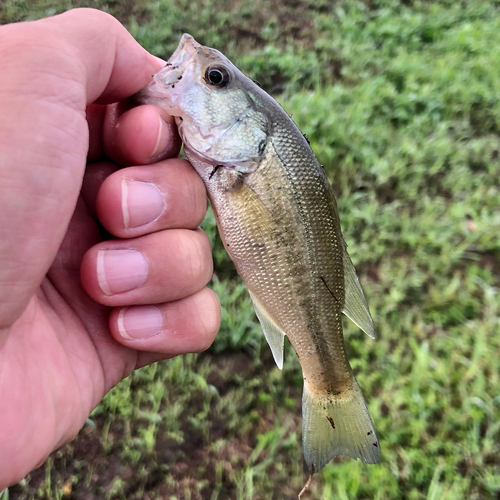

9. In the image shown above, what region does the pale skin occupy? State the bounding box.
[0,9,221,489]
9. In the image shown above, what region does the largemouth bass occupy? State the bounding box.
[139,34,380,472]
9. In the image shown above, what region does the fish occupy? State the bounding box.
[138,34,380,473]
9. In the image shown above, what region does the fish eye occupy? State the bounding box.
[205,65,231,87]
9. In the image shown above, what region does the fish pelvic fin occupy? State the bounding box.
[342,247,375,339]
[248,291,285,370]
[302,378,380,472]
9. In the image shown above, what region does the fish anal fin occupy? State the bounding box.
[342,248,375,339]
[248,291,285,369]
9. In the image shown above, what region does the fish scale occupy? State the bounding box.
[268,122,348,385]
[138,33,381,476]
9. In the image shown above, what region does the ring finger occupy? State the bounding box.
[80,227,213,307]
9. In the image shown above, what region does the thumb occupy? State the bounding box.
[0,9,161,328]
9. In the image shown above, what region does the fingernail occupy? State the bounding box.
[150,114,170,158]
[117,305,164,339]
[122,179,164,229]
[97,249,148,295]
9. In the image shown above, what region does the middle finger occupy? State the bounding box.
[96,158,207,238]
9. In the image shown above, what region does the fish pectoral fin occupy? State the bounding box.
[343,248,375,339]
[248,291,285,370]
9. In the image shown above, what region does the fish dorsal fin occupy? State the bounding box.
[342,248,375,339]
[248,290,285,369]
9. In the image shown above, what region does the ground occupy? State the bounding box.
[2,0,500,499]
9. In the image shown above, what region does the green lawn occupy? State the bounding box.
[2,0,500,499]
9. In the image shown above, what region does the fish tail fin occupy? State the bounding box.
[302,378,380,472]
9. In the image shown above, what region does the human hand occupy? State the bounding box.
[0,8,220,489]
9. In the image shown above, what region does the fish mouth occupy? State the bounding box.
[156,34,200,86]
[135,34,200,108]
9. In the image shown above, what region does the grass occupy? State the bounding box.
[2,0,500,498]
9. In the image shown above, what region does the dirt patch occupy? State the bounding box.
[8,420,134,499]
[478,251,500,282]
[8,349,303,500]
[205,351,255,396]
[228,0,317,51]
